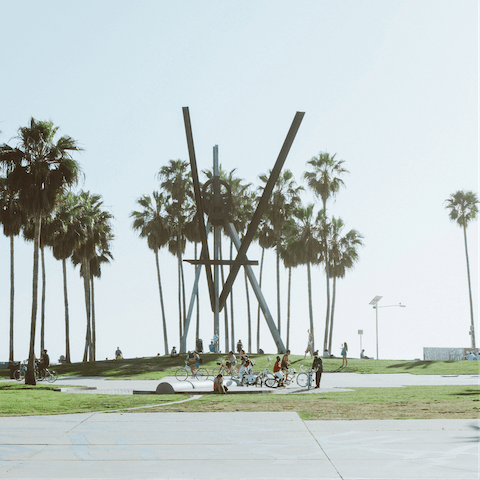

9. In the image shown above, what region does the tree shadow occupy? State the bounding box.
[386,360,455,370]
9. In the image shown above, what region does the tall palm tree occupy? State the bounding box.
[131,192,170,354]
[0,119,81,384]
[50,192,82,363]
[293,204,322,354]
[327,217,363,354]
[259,169,303,336]
[158,160,194,343]
[445,190,479,354]
[303,152,348,354]
[0,176,27,362]
[71,191,113,362]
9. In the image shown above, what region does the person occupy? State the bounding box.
[209,340,215,353]
[236,339,243,354]
[360,349,369,359]
[225,351,237,374]
[341,342,348,367]
[115,347,123,360]
[170,347,179,358]
[37,349,50,376]
[281,350,291,380]
[273,355,285,386]
[312,351,323,388]
[186,351,200,375]
[213,334,219,353]
[196,338,203,353]
[304,330,314,358]
[213,374,227,394]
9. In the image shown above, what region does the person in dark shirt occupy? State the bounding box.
[312,351,323,389]
[38,349,50,376]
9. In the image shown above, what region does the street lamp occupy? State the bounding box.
[369,296,406,360]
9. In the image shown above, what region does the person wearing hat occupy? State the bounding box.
[37,349,50,377]
[312,350,323,389]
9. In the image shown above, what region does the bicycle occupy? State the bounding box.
[212,360,237,379]
[14,361,58,383]
[175,361,209,381]
[296,365,318,389]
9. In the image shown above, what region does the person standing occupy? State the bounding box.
[312,351,323,388]
[304,330,314,358]
[341,342,348,367]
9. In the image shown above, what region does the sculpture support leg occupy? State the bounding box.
[225,222,286,353]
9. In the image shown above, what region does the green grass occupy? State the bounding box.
[2,354,476,380]
[0,382,188,416]
[1,380,477,420]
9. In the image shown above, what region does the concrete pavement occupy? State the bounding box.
[0,413,477,479]
[1,374,478,478]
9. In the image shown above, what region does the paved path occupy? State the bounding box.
[47,372,479,395]
[0,413,477,479]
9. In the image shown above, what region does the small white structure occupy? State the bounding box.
[423,347,475,361]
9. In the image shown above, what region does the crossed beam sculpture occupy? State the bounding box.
[181,107,304,353]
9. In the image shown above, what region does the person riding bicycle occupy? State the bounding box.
[225,351,237,374]
[187,351,200,375]
[281,350,291,381]
[37,349,50,377]
[273,355,285,387]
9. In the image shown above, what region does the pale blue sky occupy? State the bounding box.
[0,1,478,362]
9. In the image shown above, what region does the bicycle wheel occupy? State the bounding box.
[46,370,58,383]
[195,368,209,381]
[14,369,22,381]
[175,368,188,381]
[36,369,45,382]
[296,373,308,387]
[265,377,277,388]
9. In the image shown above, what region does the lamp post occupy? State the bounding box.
[369,296,406,359]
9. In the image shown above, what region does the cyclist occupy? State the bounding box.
[37,349,50,377]
[225,351,237,374]
[281,350,291,381]
[187,351,200,375]
[273,355,285,387]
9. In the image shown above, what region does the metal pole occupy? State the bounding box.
[375,306,379,360]
[213,146,220,352]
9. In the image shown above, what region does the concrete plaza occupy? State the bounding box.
[0,373,478,479]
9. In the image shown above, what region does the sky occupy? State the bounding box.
[0,0,478,364]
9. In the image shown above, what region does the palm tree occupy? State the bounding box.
[0,176,27,362]
[131,192,170,354]
[445,190,479,354]
[293,204,322,354]
[0,119,81,384]
[158,160,194,342]
[50,192,82,363]
[279,217,301,351]
[303,152,348,354]
[259,169,303,337]
[71,191,113,362]
[327,217,363,354]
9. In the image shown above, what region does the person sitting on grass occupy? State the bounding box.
[115,347,123,360]
[273,355,285,387]
[170,346,179,358]
[360,349,370,359]
[213,374,227,394]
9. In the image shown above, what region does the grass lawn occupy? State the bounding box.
[1,382,477,420]
[2,354,476,380]
[1,356,477,419]
[0,382,189,416]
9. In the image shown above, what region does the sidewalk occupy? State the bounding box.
[0,413,477,479]
[50,372,479,395]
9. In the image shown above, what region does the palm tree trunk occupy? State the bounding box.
[230,241,235,353]
[26,214,41,385]
[82,259,92,362]
[40,244,46,353]
[154,248,168,355]
[464,225,477,354]
[62,258,71,363]
[307,261,315,354]
[276,243,281,335]
[9,235,14,363]
[177,251,183,341]
[328,276,337,355]
[286,266,291,351]
[256,248,265,353]
[91,274,96,361]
